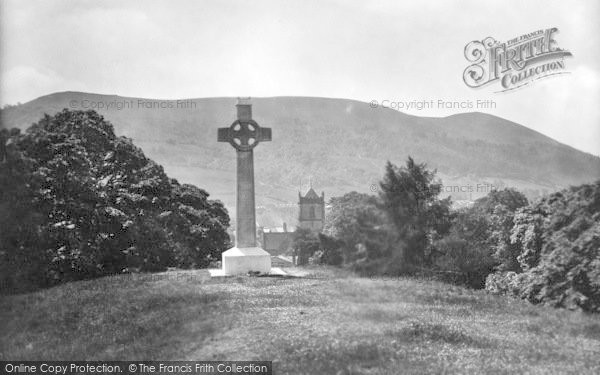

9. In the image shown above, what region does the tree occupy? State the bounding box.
[0,128,48,291]
[477,188,529,272]
[315,233,344,266]
[476,188,529,213]
[324,192,396,271]
[378,158,451,267]
[165,183,231,268]
[486,182,600,312]
[434,207,495,288]
[292,228,320,265]
[432,188,528,288]
[1,109,231,293]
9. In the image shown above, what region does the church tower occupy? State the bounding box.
[298,185,325,232]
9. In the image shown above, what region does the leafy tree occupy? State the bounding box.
[477,188,529,272]
[378,158,451,267]
[434,207,495,288]
[325,192,382,255]
[165,183,231,268]
[486,182,600,312]
[476,188,529,213]
[433,188,528,288]
[324,191,397,271]
[0,109,230,293]
[0,128,49,291]
[315,233,344,266]
[292,227,320,265]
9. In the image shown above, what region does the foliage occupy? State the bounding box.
[486,182,600,312]
[378,158,451,267]
[474,188,530,273]
[314,233,344,266]
[324,191,403,274]
[475,188,530,213]
[432,188,528,288]
[292,227,320,265]
[321,159,537,290]
[434,208,495,288]
[322,158,452,276]
[0,109,230,293]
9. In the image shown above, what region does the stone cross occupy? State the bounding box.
[218,99,271,248]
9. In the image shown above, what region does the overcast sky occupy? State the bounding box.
[1,0,599,155]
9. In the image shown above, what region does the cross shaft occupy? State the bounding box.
[218,102,271,248]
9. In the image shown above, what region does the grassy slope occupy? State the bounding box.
[1,267,599,374]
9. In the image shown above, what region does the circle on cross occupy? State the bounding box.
[228,119,261,151]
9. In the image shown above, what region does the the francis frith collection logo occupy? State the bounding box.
[463,27,572,92]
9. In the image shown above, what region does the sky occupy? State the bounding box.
[1,0,599,155]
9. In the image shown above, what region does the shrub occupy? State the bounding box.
[435,235,496,289]
[432,188,529,289]
[486,182,600,312]
[315,234,344,266]
[292,228,320,265]
[0,110,230,293]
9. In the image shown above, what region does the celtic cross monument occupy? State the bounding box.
[217,98,272,275]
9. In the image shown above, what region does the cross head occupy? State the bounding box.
[218,102,271,151]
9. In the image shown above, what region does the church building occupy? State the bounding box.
[297,187,325,231]
[262,185,326,255]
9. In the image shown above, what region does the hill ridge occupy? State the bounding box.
[2,92,599,227]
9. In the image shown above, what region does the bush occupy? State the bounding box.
[431,188,529,289]
[292,228,320,265]
[315,233,344,266]
[485,272,521,296]
[0,110,230,293]
[485,182,600,312]
[432,204,494,288]
[324,155,452,275]
[435,235,496,289]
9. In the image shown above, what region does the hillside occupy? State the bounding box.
[2,92,599,227]
[1,266,599,373]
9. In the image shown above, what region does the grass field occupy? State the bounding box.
[1,266,599,374]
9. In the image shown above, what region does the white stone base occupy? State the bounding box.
[208,266,287,278]
[221,247,271,275]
